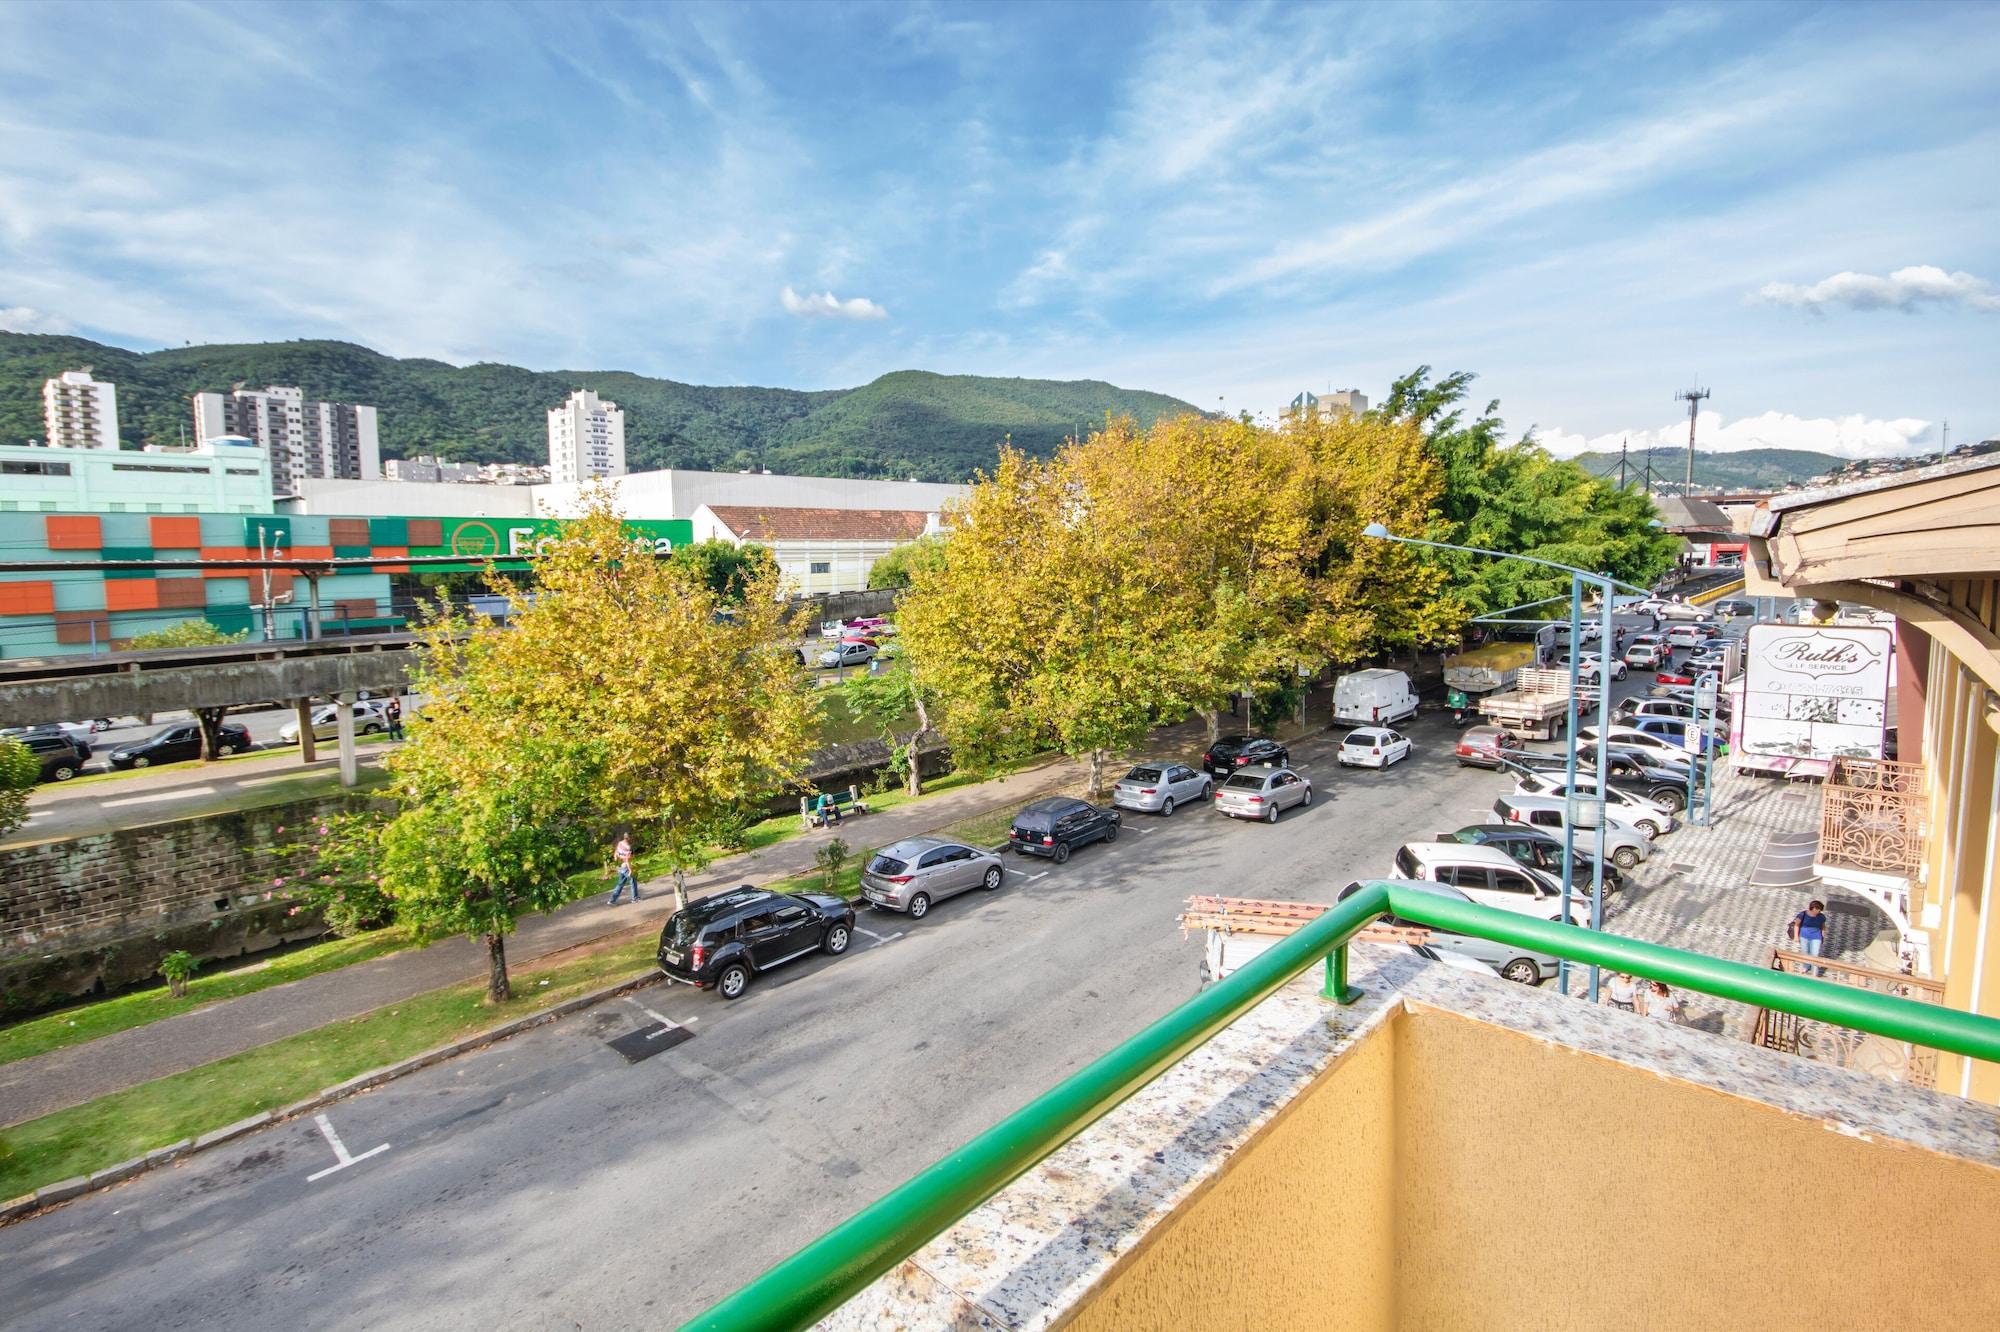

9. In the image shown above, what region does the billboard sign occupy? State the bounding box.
[1740,624,1892,761]
[408,517,694,572]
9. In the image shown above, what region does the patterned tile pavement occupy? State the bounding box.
[1558,767,1900,1039]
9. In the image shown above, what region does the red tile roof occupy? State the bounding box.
[704,506,933,541]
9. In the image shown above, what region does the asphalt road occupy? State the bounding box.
[0,705,1576,1332]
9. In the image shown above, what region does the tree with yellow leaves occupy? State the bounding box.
[371,495,817,1001]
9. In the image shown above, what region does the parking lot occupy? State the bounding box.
[4,698,1618,1330]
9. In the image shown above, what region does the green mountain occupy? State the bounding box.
[1567,445,1844,491]
[0,334,1203,482]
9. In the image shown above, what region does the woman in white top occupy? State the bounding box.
[1604,972,1641,1012]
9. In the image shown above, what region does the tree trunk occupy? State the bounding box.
[194,707,228,761]
[1201,708,1220,747]
[672,867,689,914]
[1087,749,1104,795]
[906,693,931,796]
[483,932,511,1003]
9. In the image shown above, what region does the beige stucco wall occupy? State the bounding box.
[1056,1016,1398,1332]
[1063,1005,2000,1329]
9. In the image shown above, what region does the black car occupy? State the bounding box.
[107,721,254,769]
[1201,734,1290,776]
[655,886,855,1000]
[1495,749,1571,776]
[3,726,91,782]
[1008,796,1120,863]
[1436,825,1623,891]
[1576,744,1697,797]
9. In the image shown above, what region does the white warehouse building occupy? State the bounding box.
[692,504,940,595]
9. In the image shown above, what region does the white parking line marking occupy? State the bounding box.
[623,996,698,1037]
[852,925,904,948]
[307,1113,390,1182]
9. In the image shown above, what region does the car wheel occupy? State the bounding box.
[133,756,151,768]
[1053,842,1071,864]
[982,866,1003,891]
[1654,789,1686,813]
[1265,802,1280,824]
[1202,781,1213,799]
[1103,823,1118,843]
[1161,797,1175,818]
[717,963,749,1000]
[822,923,851,955]
[908,892,931,919]
[1635,819,1661,839]
[1502,958,1541,985]
[1301,784,1313,807]
[1613,846,1640,870]
[362,723,383,734]
[52,765,77,781]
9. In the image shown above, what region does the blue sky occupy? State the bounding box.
[2,0,1996,457]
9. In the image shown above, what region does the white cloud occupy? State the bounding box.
[1535,410,1935,461]
[0,305,74,333]
[1753,265,2000,313]
[780,286,888,321]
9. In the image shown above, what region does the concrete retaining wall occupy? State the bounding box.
[0,797,348,1012]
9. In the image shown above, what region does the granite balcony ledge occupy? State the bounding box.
[819,945,2000,1331]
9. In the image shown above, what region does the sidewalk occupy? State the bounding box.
[0,751,1103,1127]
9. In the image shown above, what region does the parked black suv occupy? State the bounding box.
[656,886,855,1000]
[1435,824,1624,891]
[3,726,90,782]
[1008,796,1120,863]
[107,721,253,769]
[1201,734,1290,776]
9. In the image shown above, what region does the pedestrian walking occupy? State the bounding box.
[607,831,640,905]
[1643,980,1687,1024]
[1603,972,1641,1012]
[386,696,404,741]
[1788,899,1829,974]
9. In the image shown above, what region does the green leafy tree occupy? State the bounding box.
[668,538,778,604]
[866,534,948,589]
[127,619,249,650]
[840,662,936,795]
[0,735,36,837]
[1377,367,1677,616]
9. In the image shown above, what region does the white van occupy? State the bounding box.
[1333,669,1419,727]
[1389,842,1592,923]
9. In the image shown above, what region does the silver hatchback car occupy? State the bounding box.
[859,836,1004,919]
[1111,761,1213,815]
[1213,766,1313,823]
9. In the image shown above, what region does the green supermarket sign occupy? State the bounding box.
[410,517,694,570]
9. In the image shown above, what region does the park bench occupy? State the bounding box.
[801,784,870,829]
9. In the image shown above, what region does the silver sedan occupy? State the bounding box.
[859,836,1005,920]
[1111,761,1213,815]
[1213,766,1313,823]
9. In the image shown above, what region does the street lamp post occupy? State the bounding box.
[1361,524,1649,1001]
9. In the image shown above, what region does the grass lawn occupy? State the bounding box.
[0,934,658,1202]
[0,927,417,1070]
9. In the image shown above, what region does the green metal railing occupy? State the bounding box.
[681,881,2000,1331]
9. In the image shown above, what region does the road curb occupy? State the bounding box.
[0,967,662,1229]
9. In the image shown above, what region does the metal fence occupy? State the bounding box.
[1819,756,1927,877]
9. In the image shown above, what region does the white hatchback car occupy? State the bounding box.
[1339,726,1412,769]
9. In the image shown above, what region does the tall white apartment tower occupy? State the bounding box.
[41,369,121,449]
[547,388,626,484]
[193,385,381,495]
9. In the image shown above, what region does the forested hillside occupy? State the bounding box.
[0,334,1201,482]
[1567,445,1844,490]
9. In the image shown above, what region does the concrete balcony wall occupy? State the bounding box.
[829,950,2000,1330]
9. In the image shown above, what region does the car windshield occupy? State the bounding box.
[1123,766,1163,783]
[1222,774,1266,791]
[867,854,908,875]
[664,913,700,946]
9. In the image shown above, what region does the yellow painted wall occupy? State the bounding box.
[1063,1005,2000,1329]
[1056,1019,1399,1332]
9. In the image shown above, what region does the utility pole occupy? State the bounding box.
[1618,438,1629,489]
[1675,385,1710,496]
[1941,419,1949,453]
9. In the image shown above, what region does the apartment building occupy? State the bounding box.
[192,385,381,494]
[40,369,121,450]
[546,388,625,484]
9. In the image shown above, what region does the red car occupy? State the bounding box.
[1654,667,1695,686]
[1454,724,1520,769]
